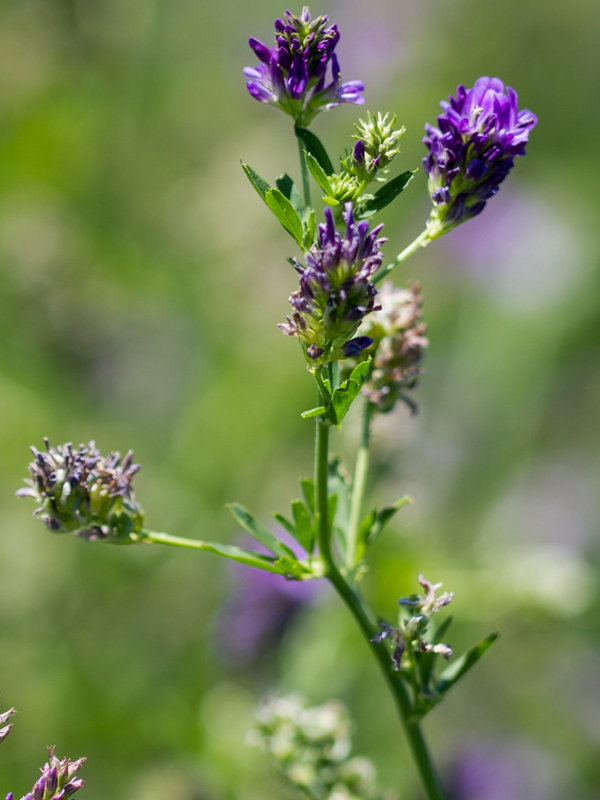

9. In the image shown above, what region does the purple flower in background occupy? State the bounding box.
[216,540,320,665]
[279,203,386,368]
[423,77,537,238]
[447,741,570,800]
[244,8,364,126]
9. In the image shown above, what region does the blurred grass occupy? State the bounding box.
[0,0,599,798]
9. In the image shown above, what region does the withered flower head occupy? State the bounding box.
[17,439,144,544]
[359,281,428,413]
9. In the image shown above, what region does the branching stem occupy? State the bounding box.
[312,380,444,800]
[373,229,431,285]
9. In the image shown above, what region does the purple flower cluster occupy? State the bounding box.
[423,77,537,237]
[5,747,85,800]
[244,8,364,126]
[279,203,385,368]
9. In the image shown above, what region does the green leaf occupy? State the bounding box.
[275,173,305,218]
[196,541,285,574]
[433,615,454,644]
[227,502,297,560]
[369,496,412,543]
[295,126,334,174]
[349,359,371,386]
[264,188,305,245]
[303,208,316,250]
[329,358,372,426]
[241,162,272,200]
[305,152,334,196]
[328,458,351,533]
[300,478,315,514]
[273,512,298,540]
[437,632,499,695]
[359,171,416,218]
[301,406,327,419]
[291,500,315,552]
[355,508,377,562]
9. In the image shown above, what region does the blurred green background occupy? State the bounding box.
[0,0,599,798]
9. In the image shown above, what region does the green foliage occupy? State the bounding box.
[294,126,335,175]
[358,171,416,218]
[241,163,315,249]
[437,632,499,694]
[227,502,297,560]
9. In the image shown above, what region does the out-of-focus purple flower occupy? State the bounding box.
[423,77,537,238]
[447,741,570,800]
[215,537,321,665]
[279,203,385,368]
[244,8,364,126]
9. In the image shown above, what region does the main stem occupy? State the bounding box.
[373,229,431,285]
[296,132,312,208]
[345,401,373,571]
[314,404,444,800]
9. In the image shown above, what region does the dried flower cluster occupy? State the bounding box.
[359,281,428,413]
[16,439,144,543]
[372,575,454,670]
[248,695,388,800]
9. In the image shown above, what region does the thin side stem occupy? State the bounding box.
[141,530,213,551]
[372,229,431,285]
[345,401,373,571]
[297,133,312,208]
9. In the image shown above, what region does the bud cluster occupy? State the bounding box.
[16,439,144,543]
[372,575,454,671]
[244,8,364,126]
[325,114,406,215]
[248,695,387,800]
[423,77,537,237]
[358,281,428,414]
[279,204,385,368]
[5,747,86,800]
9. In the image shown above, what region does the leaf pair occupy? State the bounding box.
[301,360,371,426]
[242,163,314,251]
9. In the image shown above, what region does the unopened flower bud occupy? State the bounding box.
[352,112,405,174]
[17,440,144,544]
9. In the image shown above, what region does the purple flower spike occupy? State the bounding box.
[423,77,537,238]
[243,9,364,126]
[279,204,386,368]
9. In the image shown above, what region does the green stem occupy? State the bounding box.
[372,229,431,285]
[296,132,312,208]
[312,389,444,800]
[141,530,214,551]
[345,401,373,572]
[315,416,332,569]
